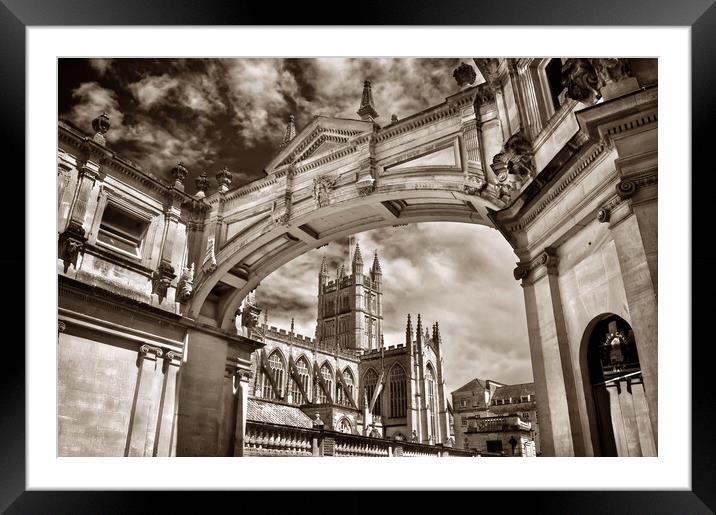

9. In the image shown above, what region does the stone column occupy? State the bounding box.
[125,344,164,457]
[516,248,585,456]
[153,352,180,457]
[233,369,251,457]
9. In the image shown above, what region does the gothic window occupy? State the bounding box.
[316,363,333,404]
[341,294,350,312]
[389,364,407,418]
[426,365,437,438]
[363,368,382,417]
[325,321,335,338]
[337,418,352,434]
[96,203,149,258]
[342,368,355,406]
[262,350,286,400]
[289,357,310,405]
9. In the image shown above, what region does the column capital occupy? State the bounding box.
[140,344,164,359]
[514,247,559,284]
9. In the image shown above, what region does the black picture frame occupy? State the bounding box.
[4,0,712,512]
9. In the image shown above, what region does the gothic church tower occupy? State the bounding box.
[316,239,383,350]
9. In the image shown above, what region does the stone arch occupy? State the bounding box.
[336,416,352,434]
[579,312,655,457]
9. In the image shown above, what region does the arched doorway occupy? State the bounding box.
[583,314,656,457]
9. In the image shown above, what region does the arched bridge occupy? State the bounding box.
[188,86,511,330]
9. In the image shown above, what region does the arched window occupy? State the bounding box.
[363,368,382,416]
[262,351,285,400]
[316,363,333,404]
[337,418,352,434]
[339,368,355,407]
[289,357,310,405]
[389,364,407,418]
[426,365,437,439]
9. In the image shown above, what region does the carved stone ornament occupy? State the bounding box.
[216,166,232,193]
[561,58,601,104]
[473,58,501,89]
[195,172,210,198]
[453,62,477,87]
[58,220,88,273]
[151,261,176,303]
[140,344,164,358]
[202,236,217,274]
[58,320,67,333]
[91,111,111,145]
[463,175,487,196]
[176,262,195,303]
[615,179,637,199]
[513,248,558,282]
[491,132,535,186]
[313,175,337,208]
[474,82,496,107]
[171,161,188,187]
[591,58,632,88]
[356,176,375,197]
[597,208,611,223]
[270,194,292,226]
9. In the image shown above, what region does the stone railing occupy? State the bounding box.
[244,421,476,457]
[467,415,531,433]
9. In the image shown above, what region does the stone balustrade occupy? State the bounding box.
[245,421,476,457]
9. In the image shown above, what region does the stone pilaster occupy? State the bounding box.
[125,344,165,457]
[515,248,585,456]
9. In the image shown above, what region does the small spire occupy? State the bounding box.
[433,322,441,345]
[357,80,379,121]
[290,317,295,335]
[352,242,363,274]
[405,314,413,345]
[280,114,297,148]
[371,250,382,275]
[319,255,328,276]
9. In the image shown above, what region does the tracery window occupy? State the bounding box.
[289,357,310,404]
[337,368,355,407]
[427,365,437,438]
[262,350,286,400]
[316,363,333,404]
[363,368,382,417]
[389,364,407,418]
[337,418,352,434]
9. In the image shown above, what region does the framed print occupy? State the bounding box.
[4,0,713,512]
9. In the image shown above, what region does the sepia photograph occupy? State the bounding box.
[56,56,658,459]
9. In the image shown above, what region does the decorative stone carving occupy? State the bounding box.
[474,82,496,108]
[58,220,88,273]
[195,172,210,198]
[473,58,500,89]
[176,262,194,303]
[453,62,477,87]
[597,208,611,223]
[171,162,188,189]
[238,290,263,340]
[513,248,558,282]
[463,174,487,196]
[491,131,535,186]
[162,351,176,373]
[91,112,111,145]
[391,114,399,124]
[271,192,292,226]
[140,344,164,358]
[216,166,232,194]
[356,179,375,197]
[202,236,217,274]
[561,58,601,104]
[615,179,637,199]
[591,58,632,88]
[151,261,176,303]
[58,320,66,333]
[313,175,337,208]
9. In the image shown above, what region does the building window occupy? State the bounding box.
[364,368,382,417]
[337,418,352,434]
[520,395,529,403]
[522,412,530,420]
[427,365,437,439]
[370,294,377,312]
[337,368,355,407]
[341,294,350,312]
[316,363,333,404]
[389,364,407,418]
[545,58,564,112]
[461,416,467,427]
[96,203,149,258]
[486,440,503,453]
[460,399,467,408]
[262,351,285,400]
[289,357,310,405]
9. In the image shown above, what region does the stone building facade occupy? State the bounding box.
[57,57,658,457]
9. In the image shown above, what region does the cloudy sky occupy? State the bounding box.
[58,58,531,392]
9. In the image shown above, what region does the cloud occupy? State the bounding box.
[65,82,125,143]
[89,58,114,76]
[128,74,180,108]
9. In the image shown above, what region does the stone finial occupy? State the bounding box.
[216,166,232,194]
[319,255,328,277]
[171,162,188,190]
[91,111,111,145]
[405,314,413,345]
[280,114,297,148]
[453,62,477,88]
[195,171,210,198]
[352,242,363,269]
[391,114,399,124]
[357,80,379,121]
